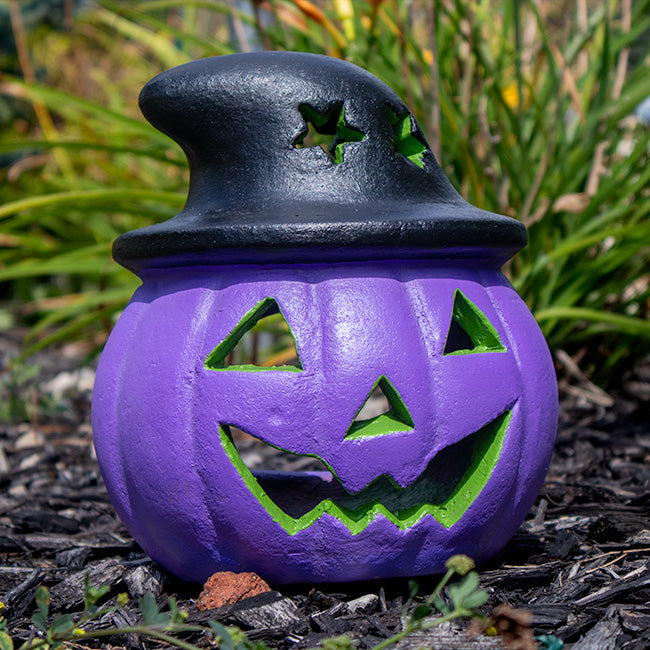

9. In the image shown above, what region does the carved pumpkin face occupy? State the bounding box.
[92,52,558,584]
[92,261,557,583]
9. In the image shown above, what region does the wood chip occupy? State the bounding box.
[574,565,650,607]
[572,607,624,650]
[1,336,649,646]
[231,593,306,631]
[49,558,126,609]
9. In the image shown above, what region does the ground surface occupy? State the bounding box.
[0,330,649,649]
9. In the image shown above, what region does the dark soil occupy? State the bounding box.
[1,330,649,649]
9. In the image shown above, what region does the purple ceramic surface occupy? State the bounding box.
[92,260,557,583]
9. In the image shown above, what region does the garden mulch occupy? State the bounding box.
[0,329,649,649]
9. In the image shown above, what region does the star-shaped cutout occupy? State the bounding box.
[387,107,428,168]
[294,103,365,164]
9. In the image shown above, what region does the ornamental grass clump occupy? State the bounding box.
[0,0,648,385]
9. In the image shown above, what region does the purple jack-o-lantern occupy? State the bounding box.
[92,52,558,584]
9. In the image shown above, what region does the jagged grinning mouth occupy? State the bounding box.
[218,409,511,535]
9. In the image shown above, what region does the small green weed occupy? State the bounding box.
[0,556,493,650]
[2,574,250,650]
[0,362,40,423]
[373,555,489,650]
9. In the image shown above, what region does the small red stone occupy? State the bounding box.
[197,571,271,610]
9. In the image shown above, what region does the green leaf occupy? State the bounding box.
[50,615,75,637]
[460,589,489,610]
[30,612,47,633]
[139,593,160,625]
[0,631,13,650]
[433,596,449,615]
[34,586,49,620]
[407,580,420,601]
[84,579,110,610]
[139,593,169,626]
[411,603,433,621]
[16,306,116,362]
[448,572,481,611]
[0,0,647,389]
[168,597,188,624]
[208,621,235,650]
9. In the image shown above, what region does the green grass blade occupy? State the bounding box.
[0,139,185,164]
[535,307,650,338]
[0,80,164,141]
[0,189,185,221]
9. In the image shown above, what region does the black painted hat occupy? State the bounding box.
[113,52,525,271]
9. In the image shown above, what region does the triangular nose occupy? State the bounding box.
[345,376,414,440]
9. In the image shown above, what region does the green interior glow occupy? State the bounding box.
[294,103,365,164]
[204,297,303,372]
[345,376,414,440]
[444,290,507,355]
[387,106,428,168]
[218,409,511,535]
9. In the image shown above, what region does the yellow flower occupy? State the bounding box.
[422,49,434,66]
[72,629,86,637]
[334,0,356,40]
[502,83,520,108]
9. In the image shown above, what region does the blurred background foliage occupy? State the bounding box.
[0,0,648,386]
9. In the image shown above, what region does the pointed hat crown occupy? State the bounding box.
[113,52,525,271]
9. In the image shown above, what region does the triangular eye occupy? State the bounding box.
[205,298,303,372]
[443,290,506,355]
[345,376,414,440]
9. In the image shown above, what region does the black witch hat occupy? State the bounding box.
[113,52,525,272]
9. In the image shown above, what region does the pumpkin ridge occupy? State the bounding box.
[106,297,149,524]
